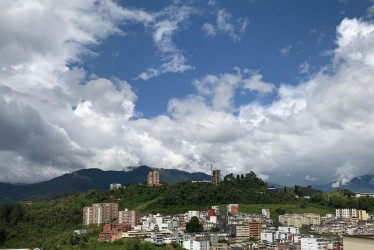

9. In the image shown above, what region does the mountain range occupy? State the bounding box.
[315,175,374,193]
[2,166,374,204]
[0,166,210,203]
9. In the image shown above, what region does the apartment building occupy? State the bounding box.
[249,221,262,239]
[356,210,368,221]
[83,203,119,226]
[119,209,141,228]
[301,237,327,250]
[211,243,228,250]
[183,239,210,250]
[147,171,161,186]
[236,225,250,242]
[279,213,320,228]
[336,208,357,218]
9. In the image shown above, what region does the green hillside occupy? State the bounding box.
[0,173,374,248]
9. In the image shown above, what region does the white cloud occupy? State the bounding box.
[202,9,249,41]
[202,23,216,37]
[2,1,374,189]
[304,175,319,182]
[136,5,196,80]
[280,45,292,56]
[299,60,310,74]
[216,9,248,41]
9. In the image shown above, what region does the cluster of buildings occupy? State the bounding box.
[80,202,374,249]
[310,209,374,236]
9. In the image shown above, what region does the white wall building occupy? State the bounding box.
[336,209,357,218]
[301,237,327,250]
[278,226,300,234]
[261,232,275,242]
[183,239,210,250]
[262,209,270,218]
[187,211,201,221]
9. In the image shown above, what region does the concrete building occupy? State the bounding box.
[343,235,374,250]
[356,210,368,221]
[227,204,239,214]
[236,225,250,242]
[147,171,161,186]
[336,208,357,218]
[211,170,221,185]
[183,239,210,250]
[110,183,122,190]
[279,213,320,228]
[212,243,228,250]
[261,231,275,242]
[301,237,327,250]
[278,226,300,234]
[119,209,141,228]
[83,203,119,226]
[262,208,270,219]
[354,193,374,198]
[98,223,131,242]
[249,221,262,239]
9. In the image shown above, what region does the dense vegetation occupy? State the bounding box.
[0,172,374,248]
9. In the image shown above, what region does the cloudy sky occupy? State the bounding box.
[1,0,374,186]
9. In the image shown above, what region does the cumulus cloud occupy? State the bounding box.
[136,5,196,80]
[2,0,374,189]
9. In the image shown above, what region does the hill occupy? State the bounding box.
[0,166,210,203]
[1,172,374,248]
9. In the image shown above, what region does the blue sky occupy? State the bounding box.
[2,0,374,186]
[84,0,370,118]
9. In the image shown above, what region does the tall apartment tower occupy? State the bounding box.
[211,170,221,185]
[147,171,160,186]
[119,209,141,228]
[83,203,119,226]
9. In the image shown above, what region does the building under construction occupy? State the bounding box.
[211,169,221,185]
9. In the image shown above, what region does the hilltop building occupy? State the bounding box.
[83,203,119,226]
[110,183,122,190]
[211,170,221,185]
[147,171,162,186]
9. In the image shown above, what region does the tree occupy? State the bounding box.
[186,216,203,233]
[223,173,235,183]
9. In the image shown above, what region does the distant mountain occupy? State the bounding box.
[0,166,210,203]
[316,175,374,193]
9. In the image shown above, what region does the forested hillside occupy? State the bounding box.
[0,172,373,248]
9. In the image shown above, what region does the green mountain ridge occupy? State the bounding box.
[0,166,210,203]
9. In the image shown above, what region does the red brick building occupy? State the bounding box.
[98,223,131,242]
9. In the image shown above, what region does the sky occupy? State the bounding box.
[1,0,374,187]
